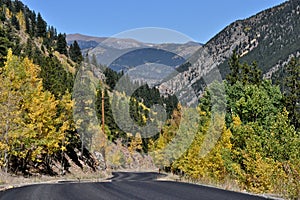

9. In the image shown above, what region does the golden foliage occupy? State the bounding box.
[0,50,75,172]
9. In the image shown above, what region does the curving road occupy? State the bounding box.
[0,172,270,200]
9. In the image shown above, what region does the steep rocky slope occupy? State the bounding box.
[159,0,300,104]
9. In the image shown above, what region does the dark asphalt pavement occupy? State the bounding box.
[0,172,270,200]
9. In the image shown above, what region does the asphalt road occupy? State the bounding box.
[0,172,270,200]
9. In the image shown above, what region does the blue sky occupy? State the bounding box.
[21,0,286,44]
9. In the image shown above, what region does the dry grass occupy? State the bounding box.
[0,169,111,192]
[156,173,285,200]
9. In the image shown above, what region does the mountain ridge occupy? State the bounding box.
[158,0,300,104]
[66,33,202,76]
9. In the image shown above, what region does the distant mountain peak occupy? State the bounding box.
[67,33,108,43]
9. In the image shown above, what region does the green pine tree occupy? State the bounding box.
[283,57,300,130]
[69,40,83,64]
[56,33,68,55]
[36,12,47,37]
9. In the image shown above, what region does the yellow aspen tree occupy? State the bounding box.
[16,11,26,30]
[57,92,75,150]
[0,49,25,171]
[19,57,65,169]
[1,50,72,173]
[0,69,22,170]
[128,132,143,154]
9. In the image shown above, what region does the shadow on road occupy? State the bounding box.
[109,172,167,182]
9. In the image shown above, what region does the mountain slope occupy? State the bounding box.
[159,0,300,103]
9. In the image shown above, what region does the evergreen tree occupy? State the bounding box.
[226,51,262,85]
[36,12,46,37]
[104,67,120,90]
[0,6,6,21]
[56,33,68,55]
[39,56,74,97]
[13,0,24,13]
[226,50,240,85]
[69,40,83,63]
[0,28,12,66]
[26,10,36,37]
[48,26,57,40]
[11,15,20,30]
[283,57,300,130]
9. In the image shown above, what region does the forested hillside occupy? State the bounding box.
[0,0,92,175]
[217,0,300,78]
[151,54,300,199]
